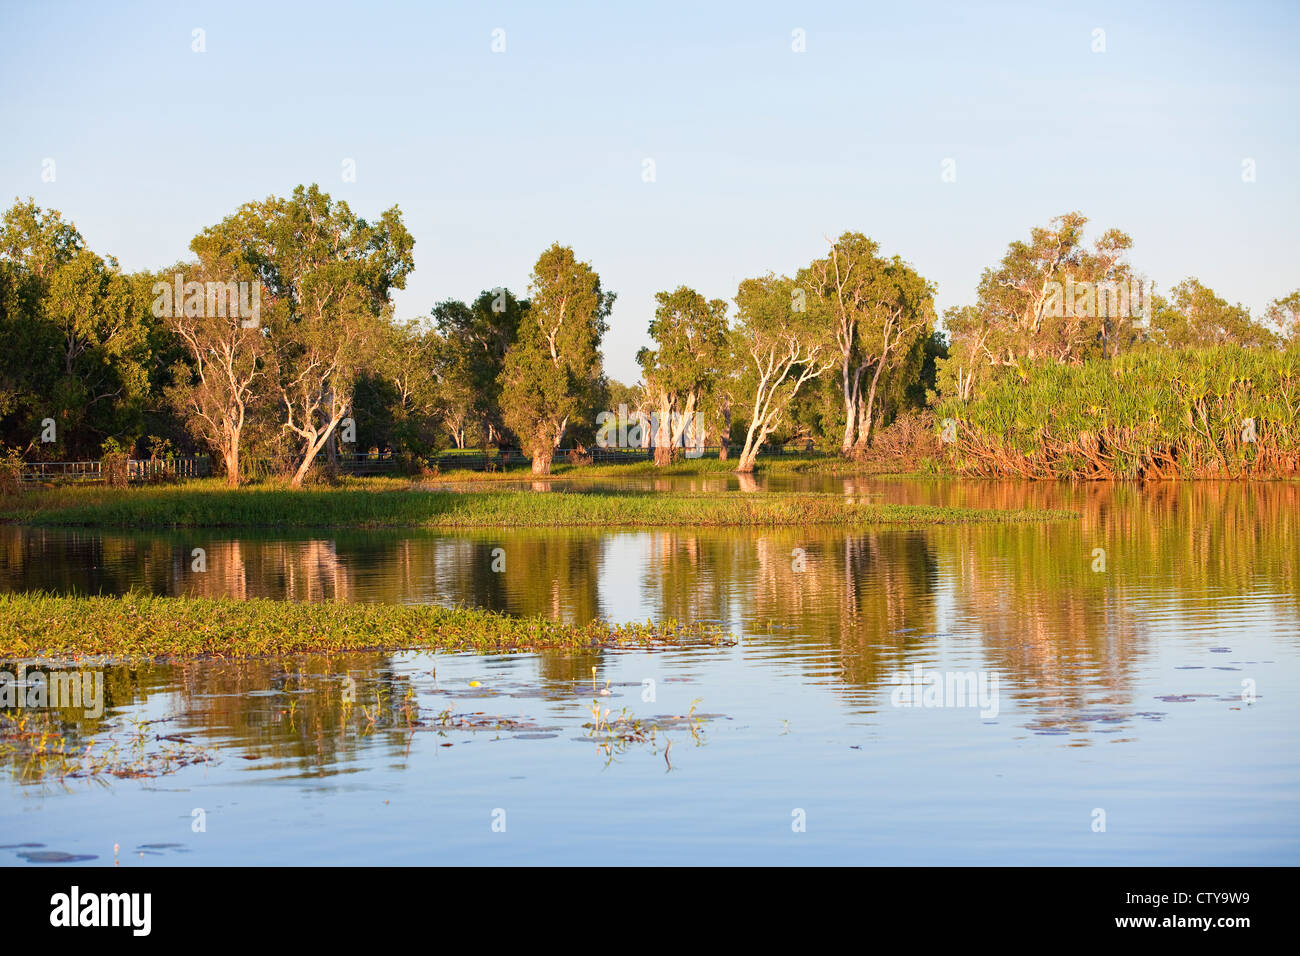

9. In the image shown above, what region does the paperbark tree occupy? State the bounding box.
[802,235,934,451]
[637,286,729,465]
[732,274,837,473]
[971,212,1137,368]
[161,259,267,486]
[254,185,415,487]
[1153,278,1279,349]
[802,232,882,454]
[167,202,283,483]
[853,257,935,449]
[1265,291,1300,343]
[499,244,613,475]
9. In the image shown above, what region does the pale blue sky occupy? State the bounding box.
[2,0,1297,382]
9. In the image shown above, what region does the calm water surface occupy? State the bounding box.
[1,479,1296,864]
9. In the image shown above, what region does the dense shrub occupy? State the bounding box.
[935,345,1300,479]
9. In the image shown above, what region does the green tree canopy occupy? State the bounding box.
[637,285,729,464]
[499,243,613,474]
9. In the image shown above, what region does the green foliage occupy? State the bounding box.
[731,273,839,469]
[3,479,1073,529]
[0,199,153,457]
[1152,278,1279,348]
[0,443,23,495]
[0,592,735,659]
[353,317,443,455]
[499,244,613,472]
[1265,290,1300,342]
[638,286,729,462]
[3,194,1296,481]
[430,287,526,447]
[936,344,1300,478]
[99,437,130,488]
[255,185,415,485]
[800,232,935,451]
[970,211,1138,366]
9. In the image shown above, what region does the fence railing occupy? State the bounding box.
[129,456,210,481]
[20,457,212,484]
[17,443,827,484]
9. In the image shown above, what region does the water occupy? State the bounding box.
[1,480,1296,864]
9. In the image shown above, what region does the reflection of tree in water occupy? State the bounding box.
[939,481,1300,715]
[750,529,939,688]
[0,660,169,738]
[479,531,604,623]
[1,483,1294,729]
[643,531,738,625]
[0,527,175,596]
[0,661,204,784]
[628,482,1299,721]
[435,531,608,689]
[529,648,608,700]
[636,527,939,689]
[174,538,353,602]
[168,653,416,774]
[0,654,421,778]
[941,522,1142,715]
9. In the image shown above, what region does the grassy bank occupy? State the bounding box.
[0,481,1075,529]
[0,592,734,659]
[421,453,918,482]
[936,345,1300,479]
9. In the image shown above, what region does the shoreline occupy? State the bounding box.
[0,482,1077,530]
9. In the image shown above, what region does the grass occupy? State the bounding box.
[422,453,913,482]
[0,480,1075,529]
[0,592,736,659]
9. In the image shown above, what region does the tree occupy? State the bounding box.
[852,256,935,448]
[427,328,478,448]
[598,378,651,451]
[1264,291,1300,343]
[253,185,415,486]
[161,259,268,485]
[732,274,837,473]
[963,212,1138,371]
[637,286,729,465]
[804,236,936,452]
[1152,278,1279,349]
[935,305,987,402]
[0,199,151,457]
[802,232,881,453]
[354,316,442,455]
[430,288,526,448]
[499,244,613,475]
[40,247,150,451]
[698,365,736,458]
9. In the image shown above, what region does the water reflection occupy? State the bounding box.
[2,483,1295,721]
[2,481,1296,864]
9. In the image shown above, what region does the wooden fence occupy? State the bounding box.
[17,443,825,484]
